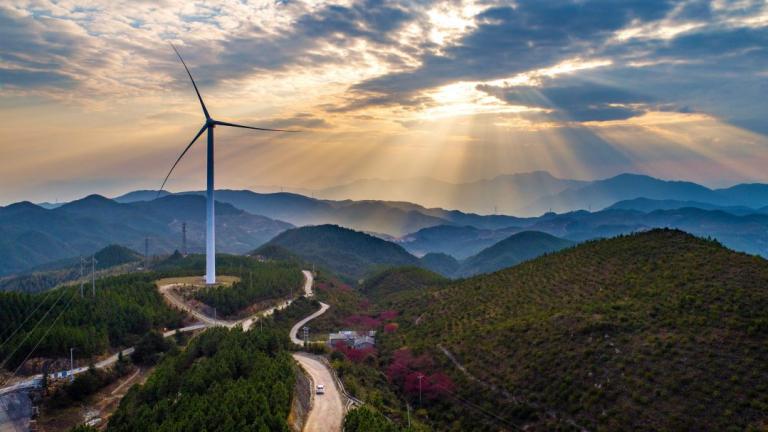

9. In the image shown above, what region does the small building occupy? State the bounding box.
[328,330,376,349]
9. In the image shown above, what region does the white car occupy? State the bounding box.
[316,384,325,395]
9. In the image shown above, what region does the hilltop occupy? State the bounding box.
[375,229,768,431]
[256,224,419,281]
[456,231,574,277]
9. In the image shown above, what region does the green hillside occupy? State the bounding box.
[418,253,459,277]
[93,244,143,269]
[257,224,418,282]
[194,261,304,317]
[0,273,183,370]
[374,229,768,431]
[108,327,294,431]
[457,230,574,277]
[362,266,446,303]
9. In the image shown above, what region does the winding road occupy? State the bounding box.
[1,269,347,432]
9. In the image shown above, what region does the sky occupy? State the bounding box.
[1,0,768,204]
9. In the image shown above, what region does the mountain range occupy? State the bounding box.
[309,172,768,216]
[5,171,768,276]
[254,224,575,280]
[0,194,291,275]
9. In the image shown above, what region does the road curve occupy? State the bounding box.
[290,302,330,346]
[158,270,315,331]
[293,352,345,432]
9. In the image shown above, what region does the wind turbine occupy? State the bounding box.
[160,44,295,285]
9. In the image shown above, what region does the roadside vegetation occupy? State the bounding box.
[193,261,303,317]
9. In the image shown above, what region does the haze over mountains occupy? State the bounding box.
[4,171,768,277]
[310,171,768,216]
[0,194,290,275]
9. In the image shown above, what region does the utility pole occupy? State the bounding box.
[407,403,411,428]
[182,222,187,256]
[69,347,75,382]
[91,256,96,297]
[79,257,84,298]
[417,374,424,407]
[303,326,309,347]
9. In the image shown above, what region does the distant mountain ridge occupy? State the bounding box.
[0,194,292,275]
[256,224,573,281]
[115,188,530,236]
[457,231,575,277]
[313,171,587,215]
[306,172,768,216]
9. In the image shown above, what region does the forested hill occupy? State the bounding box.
[378,229,768,431]
[456,231,574,277]
[0,273,183,370]
[257,224,419,281]
[108,328,294,431]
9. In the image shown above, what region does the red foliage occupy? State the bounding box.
[337,283,354,292]
[358,299,371,310]
[345,315,381,330]
[402,371,455,400]
[379,310,398,320]
[385,348,452,401]
[383,322,399,333]
[333,341,376,363]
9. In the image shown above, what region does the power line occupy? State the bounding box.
[0,259,84,351]
[389,358,522,431]
[2,285,80,386]
[0,284,72,371]
[0,285,60,352]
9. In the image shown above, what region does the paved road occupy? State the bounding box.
[158,270,314,331]
[241,270,315,331]
[290,302,330,345]
[293,353,344,432]
[0,324,207,397]
[0,269,311,396]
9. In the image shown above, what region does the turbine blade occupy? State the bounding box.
[158,125,208,197]
[214,120,298,132]
[170,43,210,120]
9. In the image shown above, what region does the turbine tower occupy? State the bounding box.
[160,44,295,284]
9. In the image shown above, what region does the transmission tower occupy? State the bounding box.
[79,257,84,298]
[182,222,187,256]
[91,256,97,297]
[144,237,149,267]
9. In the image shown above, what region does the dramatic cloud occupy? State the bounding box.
[1,0,768,203]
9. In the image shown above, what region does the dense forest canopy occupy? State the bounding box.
[0,273,183,371]
[194,261,303,317]
[107,327,295,432]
